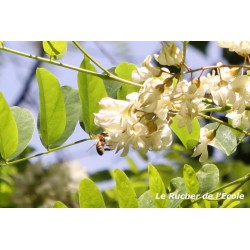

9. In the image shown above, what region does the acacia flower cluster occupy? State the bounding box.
[217,41,250,57]
[95,41,250,162]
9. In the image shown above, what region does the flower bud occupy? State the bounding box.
[205,129,216,141]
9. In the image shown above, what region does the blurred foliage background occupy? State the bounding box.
[1,41,250,208]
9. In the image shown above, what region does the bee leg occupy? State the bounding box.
[104,148,111,151]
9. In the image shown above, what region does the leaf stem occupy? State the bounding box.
[202,107,230,113]
[185,173,250,207]
[179,41,188,81]
[4,138,92,166]
[198,113,250,137]
[0,45,142,88]
[184,64,250,75]
[72,41,111,76]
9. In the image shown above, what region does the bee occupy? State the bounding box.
[94,133,110,156]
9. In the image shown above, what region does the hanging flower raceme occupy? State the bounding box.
[94,78,174,156]
[94,41,250,161]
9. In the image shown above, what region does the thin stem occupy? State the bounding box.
[185,173,250,207]
[179,41,188,81]
[0,45,142,88]
[4,138,92,166]
[72,41,111,76]
[202,107,230,113]
[184,64,250,75]
[198,113,250,137]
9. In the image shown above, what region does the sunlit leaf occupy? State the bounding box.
[126,157,139,174]
[36,68,66,149]
[52,201,68,208]
[42,41,67,59]
[138,190,156,208]
[50,86,80,147]
[0,93,18,160]
[8,107,34,160]
[183,164,199,194]
[116,62,139,100]
[148,163,168,208]
[113,169,138,208]
[79,178,106,208]
[196,164,219,194]
[77,57,107,134]
[170,117,200,149]
[220,189,242,208]
[205,122,237,156]
[168,177,187,208]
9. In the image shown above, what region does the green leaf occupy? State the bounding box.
[0,41,3,48]
[0,93,18,160]
[138,190,156,208]
[113,169,138,208]
[168,177,187,208]
[42,41,67,59]
[226,201,241,208]
[79,178,106,208]
[220,189,242,208]
[77,57,107,134]
[170,117,200,149]
[196,164,219,194]
[103,67,122,98]
[205,122,237,156]
[116,62,139,100]
[50,86,80,147]
[183,164,199,195]
[36,68,66,149]
[148,163,168,208]
[52,201,68,208]
[8,107,34,160]
[126,157,139,174]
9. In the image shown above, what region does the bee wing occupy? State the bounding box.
[87,143,96,152]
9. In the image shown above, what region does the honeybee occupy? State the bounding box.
[94,133,110,156]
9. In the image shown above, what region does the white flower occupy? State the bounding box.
[94,97,132,133]
[205,65,238,107]
[226,110,250,129]
[174,80,206,132]
[132,55,162,82]
[94,80,173,156]
[216,62,239,81]
[148,122,173,150]
[175,102,204,133]
[192,128,216,162]
[217,41,250,56]
[228,75,250,113]
[242,111,250,128]
[154,42,183,67]
[226,111,243,128]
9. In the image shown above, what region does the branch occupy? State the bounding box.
[198,113,250,137]
[72,41,111,76]
[184,64,250,75]
[4,138,92,166]
[185,173,250,207]
[0,44,142,88]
